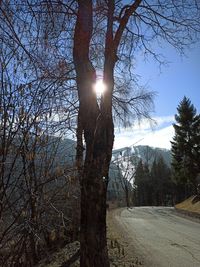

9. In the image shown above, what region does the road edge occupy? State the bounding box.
[107,208,149,266]
[174,207,200,222]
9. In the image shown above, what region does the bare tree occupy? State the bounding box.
[0,3,79,265]
[115,149,138,207]
[73,1,200,266]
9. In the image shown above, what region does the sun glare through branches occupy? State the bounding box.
[94,79,106,96]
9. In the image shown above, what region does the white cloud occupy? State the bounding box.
[137,125,174,149]
[153,115,175,126]
[114,115,175,150]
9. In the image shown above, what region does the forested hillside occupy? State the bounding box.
[112,145,173,206]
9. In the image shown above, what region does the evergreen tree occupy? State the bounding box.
[150,159,159,205]
[134,160,153,206]
[134,156,173,206]
[143,163,153,205]
[134,160,145,206]
[150,156,173,205]
[171,96,200,193]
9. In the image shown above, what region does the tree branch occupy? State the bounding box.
[114,0,142,50]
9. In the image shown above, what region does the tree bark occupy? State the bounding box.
[73,1,113,266]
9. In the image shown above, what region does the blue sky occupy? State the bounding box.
[114,43,200,150]
[136,44,200,117]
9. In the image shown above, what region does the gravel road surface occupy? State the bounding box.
[114,207,200,267]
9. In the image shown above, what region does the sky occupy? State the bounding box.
[114,43,200,150]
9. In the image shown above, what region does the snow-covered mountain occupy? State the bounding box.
[54,138,171,170]
[110,145,171,191]
[43,138,171,202]
[112,145,171,167]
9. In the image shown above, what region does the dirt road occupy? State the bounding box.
[113,207,200,267]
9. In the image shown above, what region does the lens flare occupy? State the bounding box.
[94,80,106,96]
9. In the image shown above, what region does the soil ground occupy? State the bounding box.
[107,208,143,267]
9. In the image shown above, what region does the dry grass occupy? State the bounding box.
[175,196,200,214]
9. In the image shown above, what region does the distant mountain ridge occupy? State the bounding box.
[53,138,171,176]
[58,138,171,164]
[46,138,172,202]
[112,145,171,167]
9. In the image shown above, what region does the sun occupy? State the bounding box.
[94,80,106,96]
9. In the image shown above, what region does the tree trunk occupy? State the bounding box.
[78,104,114,267]
[80,159,110,267]
[78,108,113,267]
[73,1,114,266]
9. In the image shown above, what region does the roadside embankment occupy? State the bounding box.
[175,195,200,220]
